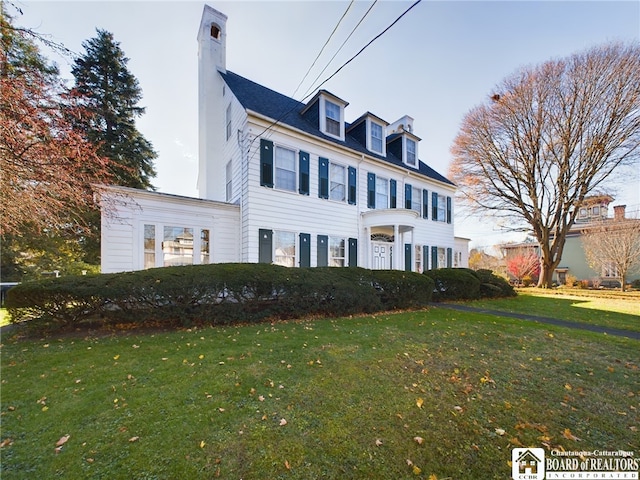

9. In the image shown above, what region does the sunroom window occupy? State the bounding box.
[274,231,296,267]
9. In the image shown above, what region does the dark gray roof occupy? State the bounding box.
[220,70,454,186]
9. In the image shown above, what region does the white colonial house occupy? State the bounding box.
[100,5,469,274]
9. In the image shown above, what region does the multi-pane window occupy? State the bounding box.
[437,247,446,269]
[406,138,416,166]
[275,146,296,192]
[226,103,232,140]
[437,194,446,221]
[325,100,341,136]
[370,122,383,153]
[603,262,619,278]
[411,186,421,214]
[274,231,296,267]
[415,244,423,273]
[329,237,345,267]
[330,163,346,202]
[163,226,194,266]
[200,229,210,264]
[144,224,155,269]
[376,177,388,209]
[226,160,233,201]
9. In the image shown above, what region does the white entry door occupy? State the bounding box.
[372,242,392,269]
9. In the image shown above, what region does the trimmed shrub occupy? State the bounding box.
[474,269,516,298]
[6,263,434,333]
[423,268,481,302]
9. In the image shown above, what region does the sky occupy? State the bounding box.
[11,0,640,249]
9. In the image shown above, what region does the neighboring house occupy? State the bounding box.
[498,195,640,286]
[101,5,468,273]
[558,196,639,286]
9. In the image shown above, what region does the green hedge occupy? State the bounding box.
[6,264,435,332]
[423,268,516,301]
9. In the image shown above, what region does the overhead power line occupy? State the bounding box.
[251,0,423,145]
[291,0,355,99]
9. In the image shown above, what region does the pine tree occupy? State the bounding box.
[72,29,157,190]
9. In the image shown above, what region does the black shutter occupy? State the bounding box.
[446,196,452,224]
[348,238,358,267]
[422,189,429,219]
[299,151,310,195]
[423,245,429,270]
[390,179,397,208]
[447,247,453,268]
[432,192,438,221]
[319,157,329,199]
[367,173,376,209]
[431,246,438,270]
[404,244,412,271]
[405,184,412,210]
[348,166,357,205]
[317,235,328,267]
[299,233,311,267]
[258,229,273,263]
[260,139,273,188]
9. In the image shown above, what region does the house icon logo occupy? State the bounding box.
[512,448,545,480]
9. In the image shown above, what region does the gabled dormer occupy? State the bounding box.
[386,115,421,168]
[301,90,348,141]
[346,112,389,156]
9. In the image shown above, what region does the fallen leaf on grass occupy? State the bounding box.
[562,428,581,442]
[128,436,139,443]
[375,439,383,447]
[279,418,287,426]
[495,428,506,436]
[285,459,291,470]
[413,436,424,445]
[56,435,70,447]
[1,438,13,448]
[200,440,206,448]
[416,398,424,409]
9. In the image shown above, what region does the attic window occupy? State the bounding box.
[210,24,221,40]
[325,101,341,136]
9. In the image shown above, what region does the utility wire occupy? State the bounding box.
[291,0,355,99]
[251,0,422,146]
[300,0,378,102]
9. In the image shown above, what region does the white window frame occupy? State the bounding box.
[329,162,346,202]
[437,247,446,269]
[321,96,345,140]
[411,186,421,215]
[200,229,210,264]
[369,120,385,155]
[163,226,195,267]
[437,194,446,222]
[405,138,417,167]
[414,244,423,273]
[226,160,233,201]
[274,145,297,192]
[329,236,346,267]
[274,230,296,267]
[226,103,232,141]
[602,261,619,278]
[375,176,389,209]
[144,224,156,270]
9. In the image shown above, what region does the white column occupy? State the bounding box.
[393,224,400,270]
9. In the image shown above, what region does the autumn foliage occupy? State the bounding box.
[0,16,112,237]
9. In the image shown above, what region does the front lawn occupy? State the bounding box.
[463,289,640,332]
[1,308,637,479]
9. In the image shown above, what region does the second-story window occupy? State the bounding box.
[406,138,416,166]
[370,122,383,154]
[411,186,421,214]
[275,146,296,192]
[226,103,232,141]
[376,177,388,209]
[325,100,341,137]
[330,163,346,202]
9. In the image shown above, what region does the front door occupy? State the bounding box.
[372,242,392,270]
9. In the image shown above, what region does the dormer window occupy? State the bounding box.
[406,138,416,166]
[370,122,384,154]
[325,101,341,137]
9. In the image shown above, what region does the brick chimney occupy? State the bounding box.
[613,205,626,221]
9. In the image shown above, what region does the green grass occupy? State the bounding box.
[1,307,638,479]
[463,289,640,332]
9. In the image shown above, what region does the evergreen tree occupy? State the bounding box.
[72,29,157,190]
